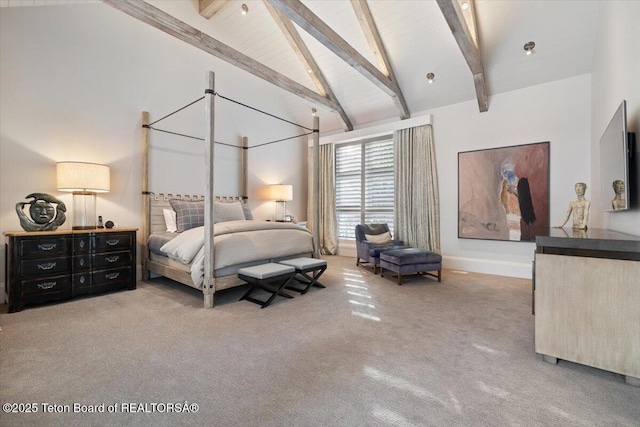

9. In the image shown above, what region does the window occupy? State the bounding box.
[335,136,394,240]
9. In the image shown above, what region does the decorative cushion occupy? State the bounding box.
[365,231,392,245]
[214,201,246,223]
[163,209,177,233]
[169,199,204,232]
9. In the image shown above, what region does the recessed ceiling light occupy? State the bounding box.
[461,2,470,10]
[524,41,535,55]
[311,108,317,116]
[426,73,435,84]
[241,4,249,15]
[307,69,313,74]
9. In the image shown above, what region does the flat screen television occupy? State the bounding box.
[600,100,635,212]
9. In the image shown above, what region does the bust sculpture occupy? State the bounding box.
[555,182,590,230]
[15,193,66,231]
[611,180,626,210]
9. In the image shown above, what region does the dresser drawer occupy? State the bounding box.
[95,233,133,252]
[21,257,70,277]
[73,272,92,296]
[21,274,71,296]
[20,238,70,258]
[93,251,131,269]
[93,267,133,292]
[73,235,92,253]
[74,254,92,271]
[73,271,92,287]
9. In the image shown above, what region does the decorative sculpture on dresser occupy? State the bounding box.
[611,180,626,210]
[15,193,66,231]
[555,182,590,230]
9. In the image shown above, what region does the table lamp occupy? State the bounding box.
[57,161,110,229]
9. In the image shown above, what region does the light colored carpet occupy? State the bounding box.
[0,255,638,426]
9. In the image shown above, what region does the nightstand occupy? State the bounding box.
[4,228,137,312]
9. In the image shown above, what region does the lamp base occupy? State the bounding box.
[72,192,97,230]
[275,201,287,222]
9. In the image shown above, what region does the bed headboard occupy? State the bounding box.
[147,193,245,235]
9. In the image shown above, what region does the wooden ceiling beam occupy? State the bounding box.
[350,0,395,83]
[102,0,343,117]
[199,0,231,19]
[436,0,488,112]
[268,0,410,120]
[263,1,353,131]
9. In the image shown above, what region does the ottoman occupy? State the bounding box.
[278,257,327,294]
[238,263,296,308]
[368,245,409,273]
[379,248,442,285]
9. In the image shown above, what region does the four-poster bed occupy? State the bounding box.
[141,72,321,308]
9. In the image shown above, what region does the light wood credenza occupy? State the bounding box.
[534,228,640,386]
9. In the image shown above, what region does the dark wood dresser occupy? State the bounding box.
[4,228,137,312]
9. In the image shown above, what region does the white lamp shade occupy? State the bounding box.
[57,162,110,193]
[270,184,293,201]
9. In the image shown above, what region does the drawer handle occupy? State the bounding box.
[37,262,57,270]
[105,256,120,263]
[37,281,56,290]
[106,239,120,246]
[38,243,57,251]
[79,258,85,266]
[79,276,86,284]
[105,272,120,280]
[79,240,86,249]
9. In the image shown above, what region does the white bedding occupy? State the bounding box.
[160,220,314,287]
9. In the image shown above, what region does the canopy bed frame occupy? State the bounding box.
[141,71,321,308]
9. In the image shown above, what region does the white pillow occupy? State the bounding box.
[365,231,392,245]
[213,201,246,223]
[163,209,178,233]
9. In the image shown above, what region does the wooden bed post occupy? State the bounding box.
[242,136,248,199]
[203,71,216,308]
[141,111,150,281]
[312,116,320,258]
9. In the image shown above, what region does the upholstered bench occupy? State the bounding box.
[278,257,327,294]
[379,248,442,285]
[238,263,296,308]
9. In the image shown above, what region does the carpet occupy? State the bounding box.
[1,255,638,426]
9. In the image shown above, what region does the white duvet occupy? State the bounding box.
[160,220,314,287]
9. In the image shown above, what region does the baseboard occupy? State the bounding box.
[444,256,532,279]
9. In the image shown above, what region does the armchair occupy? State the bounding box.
[355,223,407,273]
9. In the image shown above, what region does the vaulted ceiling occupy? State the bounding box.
[1,0,600,134]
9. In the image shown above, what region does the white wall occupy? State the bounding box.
[590,0,640,236]
[433,75,591,278]
[0,4,311,286]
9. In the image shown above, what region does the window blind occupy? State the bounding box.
[336,137,394,240]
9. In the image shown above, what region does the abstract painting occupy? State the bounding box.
[458,141,550,241]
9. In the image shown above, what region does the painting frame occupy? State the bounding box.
[458,141,550,242]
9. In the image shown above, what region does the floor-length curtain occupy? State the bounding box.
[308,143,338,255]
[394,124,440,252]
